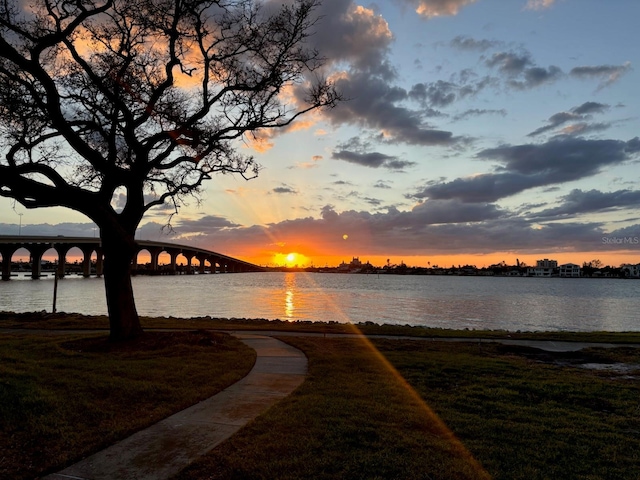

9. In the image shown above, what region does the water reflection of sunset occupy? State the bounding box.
[285,289,294,317]
[284,273,298,318]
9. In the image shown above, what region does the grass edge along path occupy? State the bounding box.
[2,311,640,344]
[177,335,640,480]
[0,330,256,480]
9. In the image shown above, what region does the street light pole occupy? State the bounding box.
[18,213,23,235]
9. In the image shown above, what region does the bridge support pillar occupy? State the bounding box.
[167,249,182,275]
[209,257,219,274]
[95,248,104,277]
[196,254,208,274]
[183,253,195,274]
[79,245,96,277]
[1,245,18,281]
[148,247,163,271]
[53,244,72,278]
[29,245,48,279]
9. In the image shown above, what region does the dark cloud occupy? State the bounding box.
[363,196,383,206]
[332,150,396,168]
[528,102,610,137]
[282,1,467,149]
[479,137,634,177]
[530,189,640,219]
[486,51,532,75]
[307,0,396,79]
[410,74,496,111]
[528,111,581,137]
[272,185,298,194]
[332,139,417,170]
[168,204,620,257]
[5,208,636,259]
[414,137,640,203]
[410,80,457,107]
[415,172,534,203]
[411,199,504,224]
[570,62,632,89]
[384,125,457,146]
[513,65,563,89]
[626,137,640,153]
[384,159,418,170]
[572,101,609,115]
[324,72,461,147]
[450,35,500,52]
[452,108,507,121]
[485,51,563,89]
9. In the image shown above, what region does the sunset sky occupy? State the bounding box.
[2,0,640,268]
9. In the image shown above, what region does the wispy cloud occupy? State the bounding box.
[524,0,556,11]
[570,62,632,90]
[527,101,610,137]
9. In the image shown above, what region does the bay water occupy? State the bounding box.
[0,272,638,332]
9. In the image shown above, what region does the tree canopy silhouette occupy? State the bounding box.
[0,0,339,340]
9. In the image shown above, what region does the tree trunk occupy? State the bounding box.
[101,231,143,341]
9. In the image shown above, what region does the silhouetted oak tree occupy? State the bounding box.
[0,0,338,340]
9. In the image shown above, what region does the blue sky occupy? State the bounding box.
[2,0,639,267]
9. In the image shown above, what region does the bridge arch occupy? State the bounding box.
[1,236,263,280]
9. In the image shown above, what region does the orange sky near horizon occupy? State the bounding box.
[239,249,640,269]
[18,247,640,270]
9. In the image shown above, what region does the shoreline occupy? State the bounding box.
[2,310,640,344]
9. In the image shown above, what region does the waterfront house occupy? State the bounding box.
[558,263,581,277]
[527,259,558,277]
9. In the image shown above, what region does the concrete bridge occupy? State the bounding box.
[0,235,264,280]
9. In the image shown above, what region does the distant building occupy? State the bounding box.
[621,263,640,278]
[337,257,371,273]
[527,258,558,277]
[559,263,581,277]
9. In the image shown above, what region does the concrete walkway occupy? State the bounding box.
[43,334,307,480]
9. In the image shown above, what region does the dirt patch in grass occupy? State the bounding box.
[495,344,640,375]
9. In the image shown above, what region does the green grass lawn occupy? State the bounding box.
[383,340,640,479]
[178,337,640,480]
[2,314,640,479]
[0,330,255,480]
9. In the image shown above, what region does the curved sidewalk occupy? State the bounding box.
[44,334,307,480]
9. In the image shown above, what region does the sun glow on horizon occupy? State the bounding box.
[272,252,310,267]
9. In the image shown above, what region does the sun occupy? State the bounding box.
[272,252,310,267]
